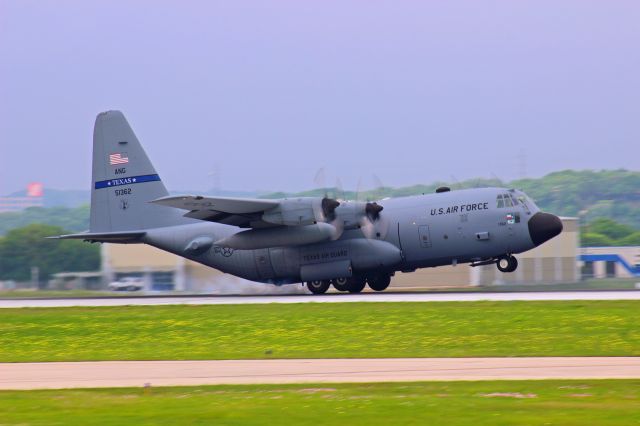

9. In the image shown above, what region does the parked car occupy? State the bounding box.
[107,277,144,292]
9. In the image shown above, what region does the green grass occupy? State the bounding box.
[2,301,640,362]
[1,380,639,425]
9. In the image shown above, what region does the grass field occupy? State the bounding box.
[2,301,640,362]
[1,380,639,425]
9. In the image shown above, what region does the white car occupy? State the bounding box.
[107,277,144,292]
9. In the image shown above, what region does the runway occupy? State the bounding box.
[2,290,640,308]
[2,357,639,390]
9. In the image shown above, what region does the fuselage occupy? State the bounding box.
[142,187,562,285]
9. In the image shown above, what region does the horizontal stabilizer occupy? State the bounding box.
[47,231,146,243]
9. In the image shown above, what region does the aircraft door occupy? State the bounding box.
[399,218,432,262]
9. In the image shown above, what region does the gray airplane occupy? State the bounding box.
[54,111,563,294]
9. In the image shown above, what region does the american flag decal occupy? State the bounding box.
[109,153,129,165]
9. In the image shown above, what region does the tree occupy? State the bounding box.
[0,224,100,282]
[0,205,90,236]
[616,232,640,247]
[580,232,614,247]
[586,218,636,241]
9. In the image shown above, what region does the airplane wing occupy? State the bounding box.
[151,195,280,228]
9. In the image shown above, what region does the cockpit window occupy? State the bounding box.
[497,193,517,208]
[518,195,532,214]
[504,194,513,207]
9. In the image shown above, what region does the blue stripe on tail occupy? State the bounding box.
[94,174,161,189]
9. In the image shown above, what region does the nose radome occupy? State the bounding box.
[528,212,563,246]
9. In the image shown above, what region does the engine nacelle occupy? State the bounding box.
[216,222,336,250]
[262,197,332,226]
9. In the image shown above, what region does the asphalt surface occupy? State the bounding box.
[2,290,640,308]
[2,357,639,390]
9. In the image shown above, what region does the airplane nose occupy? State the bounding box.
[528,212,563,246]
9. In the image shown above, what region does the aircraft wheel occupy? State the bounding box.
[346,276,367,293]
[332,277,349,292]
[496,255,518,273]
[367,273,391,291]
[307,280,330,294]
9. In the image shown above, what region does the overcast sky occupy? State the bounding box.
[1,1,638,194]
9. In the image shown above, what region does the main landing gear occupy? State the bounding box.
[366,273,391,291]
[307,280,331,294]
[333,277,366,293]
[306,273,392,295]
[496,255,518,273]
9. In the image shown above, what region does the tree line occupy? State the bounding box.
[0,224,99,283]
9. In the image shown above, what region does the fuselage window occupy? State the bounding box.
[496,194,504,208]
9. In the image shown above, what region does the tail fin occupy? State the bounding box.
[89,111,184,232]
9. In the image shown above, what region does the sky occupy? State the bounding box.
[1,1,639,195]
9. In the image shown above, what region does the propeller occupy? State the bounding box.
[313,168,343,240]
[321,197,340,220]
[334,177,345,202]
[354,176,390,239]
[312,171,391,240]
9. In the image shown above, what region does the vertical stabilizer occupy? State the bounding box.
[90,110,184,232]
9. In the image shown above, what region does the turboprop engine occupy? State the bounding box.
[214,196,389,250]
[261,197,339,226]
[215,197,342,250]
[215,222,336,250]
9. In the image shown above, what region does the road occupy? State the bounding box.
[2,290,640,308]
[1,357,639,390]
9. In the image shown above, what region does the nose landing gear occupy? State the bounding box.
[496,255,518,273]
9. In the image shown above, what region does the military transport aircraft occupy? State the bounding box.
[53,111,563,294]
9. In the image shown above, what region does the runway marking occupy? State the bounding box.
[1,357,640,389]
[2,291,640,308]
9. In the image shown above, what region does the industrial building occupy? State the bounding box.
[580,246,640,278]
[99,217,579,292]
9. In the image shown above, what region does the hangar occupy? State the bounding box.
[99,217,579,292]
[580,246,640,279]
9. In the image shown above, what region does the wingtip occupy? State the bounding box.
[46,232,89,240]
